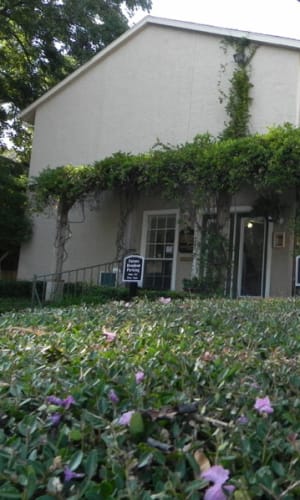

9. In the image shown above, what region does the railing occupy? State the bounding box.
[31,260,122,308]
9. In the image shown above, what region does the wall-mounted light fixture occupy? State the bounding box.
[233,52,245,65]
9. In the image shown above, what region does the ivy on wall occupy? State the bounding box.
[219,37,257,139]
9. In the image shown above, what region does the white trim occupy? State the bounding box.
[237,218,246,297]
[20,16,300,124]
[230,205,252,214]
[295,255,300,287]
[199,205,252,216]
[265,222,273,297]
[229,212,238,298]
[140,209,179,291]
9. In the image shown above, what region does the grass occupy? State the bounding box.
[0,297,300,498]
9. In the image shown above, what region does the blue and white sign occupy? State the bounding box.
[122,255,144,283]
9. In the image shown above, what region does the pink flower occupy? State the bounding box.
[203,351,214,362]
[108,389,119,404]
[102,327,117,342]
[118,410,134,425]
[135,371,145,384]
[201,465,235,500]
[158,297,171,304]
[254,396,274,415]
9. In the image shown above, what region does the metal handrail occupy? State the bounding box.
[31,260,122,308]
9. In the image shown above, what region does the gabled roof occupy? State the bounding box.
[20,15,300,124]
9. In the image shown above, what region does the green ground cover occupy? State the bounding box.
[0,298,300,499]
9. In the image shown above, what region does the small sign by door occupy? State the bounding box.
[122,255,144,283]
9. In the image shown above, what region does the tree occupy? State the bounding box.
[0,0,152,159]
[30,164,107,296]
[0,155,32,277]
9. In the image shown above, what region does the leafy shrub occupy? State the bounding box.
[0,297,31,313]
[0,279,45,298]
[0,298,300,498]
[0,279,31,297]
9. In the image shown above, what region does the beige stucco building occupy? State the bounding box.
[18,16,300,297]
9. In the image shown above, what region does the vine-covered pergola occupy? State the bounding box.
[29,125,300,291]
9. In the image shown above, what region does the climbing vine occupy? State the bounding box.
[220,37,257,139]
[30,164,106,296]
[30,125,300,293]
[199,36,258,287]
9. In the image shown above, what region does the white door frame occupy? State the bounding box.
[237,216,272,297]
[140,209,179,290]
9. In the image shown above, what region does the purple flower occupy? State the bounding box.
[46,395,75,409]
[135,371,145,384]
[237,415,249,425]
[49,413,62,426]
[201,465,229,485]
[118,410,134,425]
[64,467,85,482]
[108,389,119,404]
[62,395,75,409]
[204,484,235,500]
[254,396,274,415]
[47,395,64,406]
[201,465,235,500]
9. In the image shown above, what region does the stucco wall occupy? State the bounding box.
[18,193,120,280]
[18,22,300,288]
[269,194,296,297]
[28,25,300,176]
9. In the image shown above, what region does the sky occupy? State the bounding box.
[130,0,300,40]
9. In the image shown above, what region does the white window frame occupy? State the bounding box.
[140,209,179,290]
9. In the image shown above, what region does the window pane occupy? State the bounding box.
[156,229,165,243]
[149,216,157,229]
[166,230,175,243]
[157,217,166,229]
[166,215,176,228]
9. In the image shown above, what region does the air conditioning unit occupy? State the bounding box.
[99,271,117,287]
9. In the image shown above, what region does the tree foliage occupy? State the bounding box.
[0,0,152,158]
[30,164,108,279]
[30,164,103,212]
[0,155,32,269]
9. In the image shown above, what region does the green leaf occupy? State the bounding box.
[35,497,57,500]
[129,412,144,437]
[69,450,84,471]
[25,466,37,499]
[85,449,98,478]
[234,490,252,500]
[0,485,22,499]
[69,429,82,442]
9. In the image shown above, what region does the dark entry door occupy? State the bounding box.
[238,217,266,296]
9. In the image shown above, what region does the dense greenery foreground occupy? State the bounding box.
[1,298,300,499]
